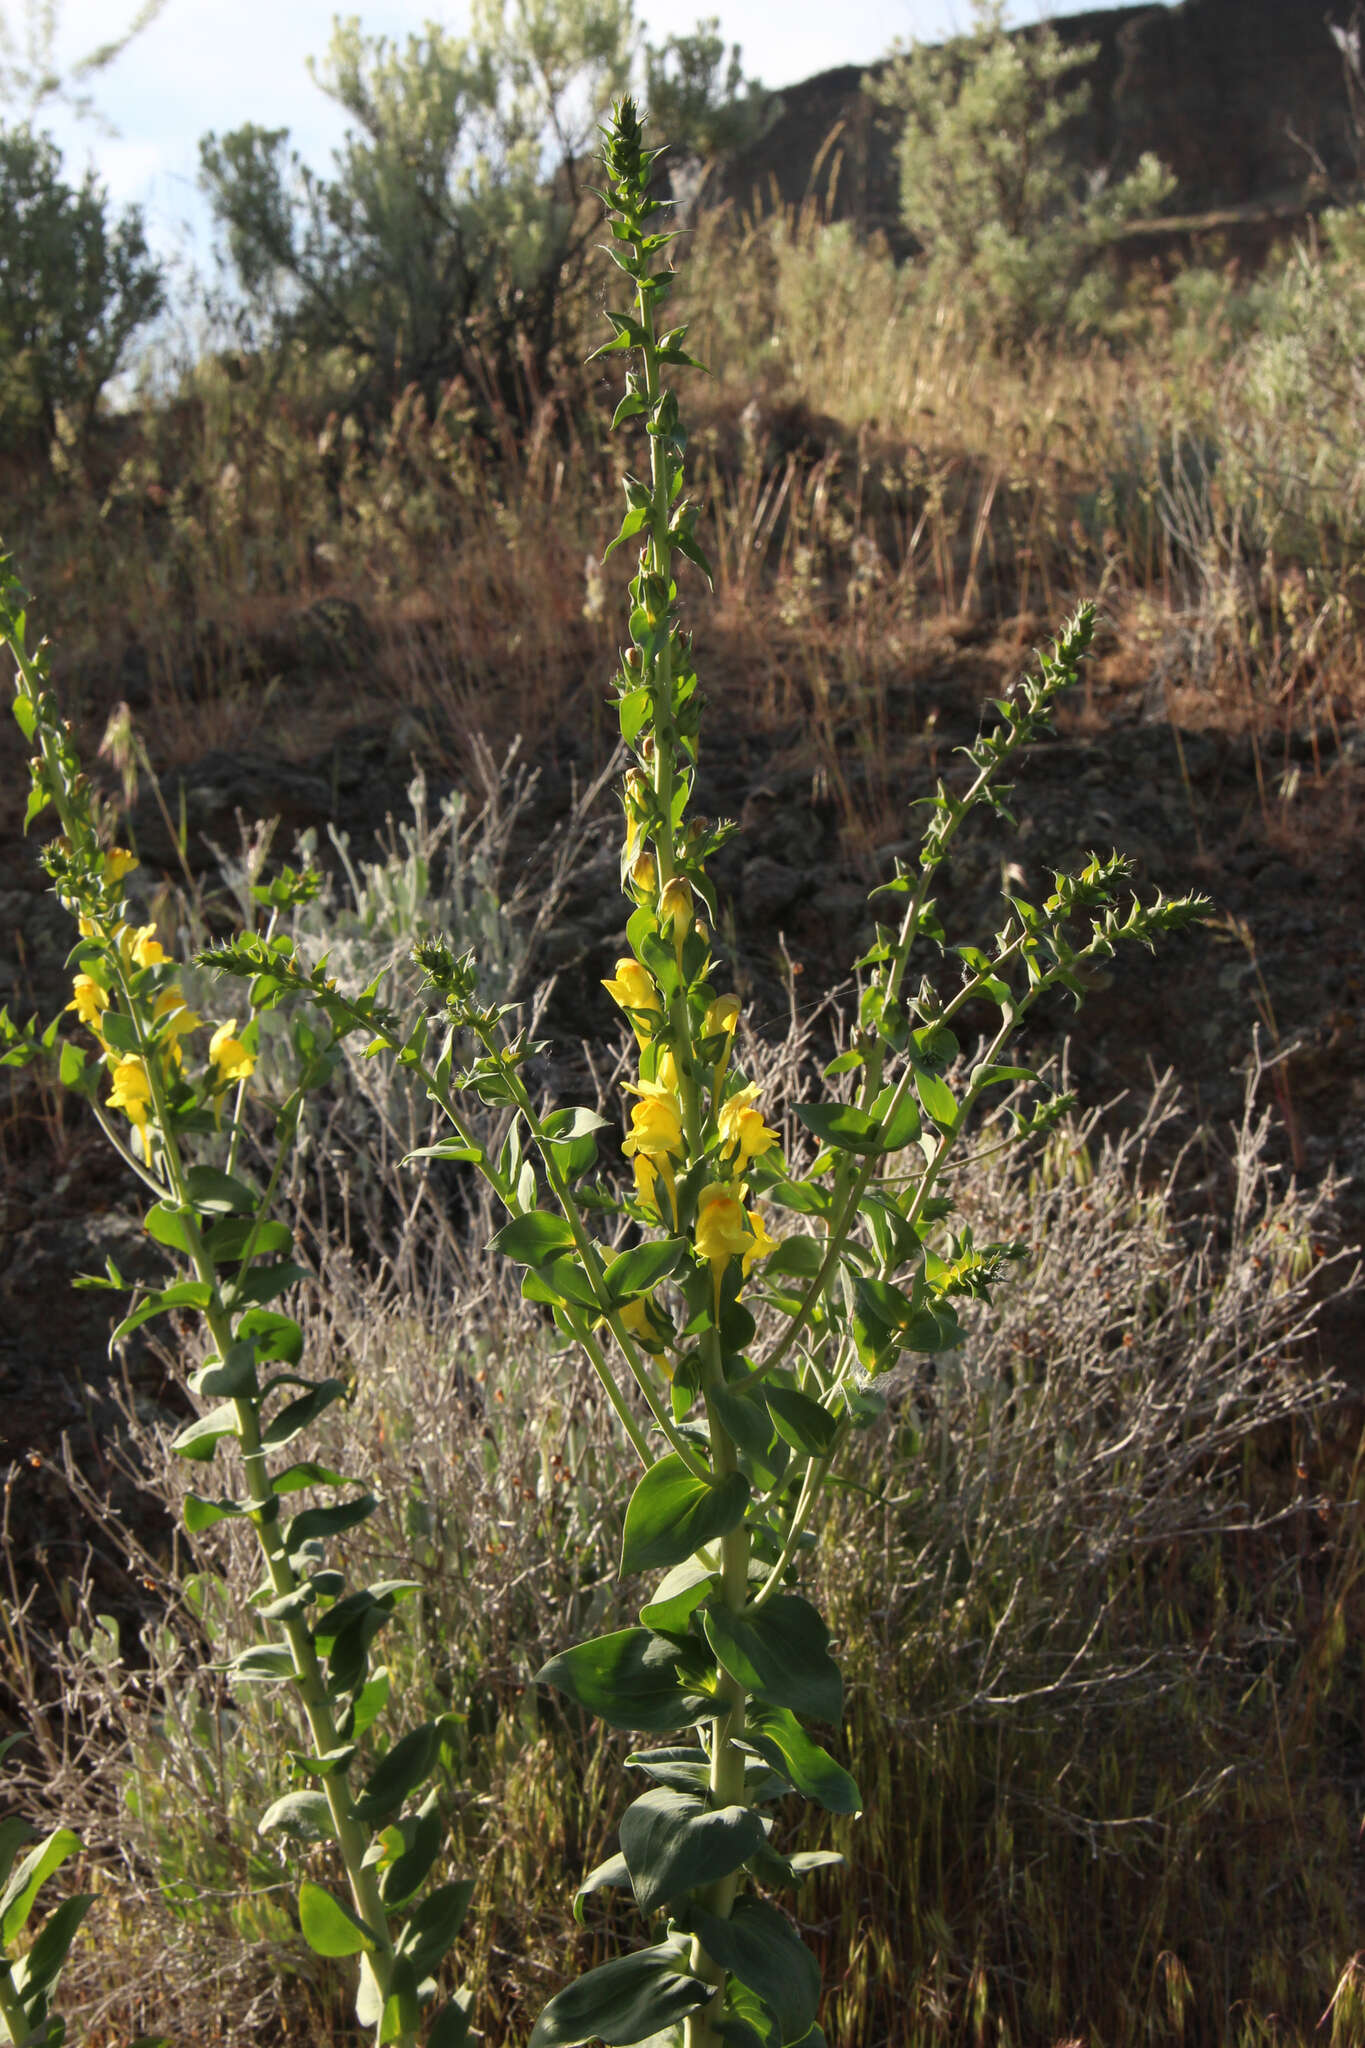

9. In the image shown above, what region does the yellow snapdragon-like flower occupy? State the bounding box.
[618,1293,672,1368]
[622,1085,685,1227]
[153,986,202,1068]
[741,1205,780,1276]
[602,958,661,1043]
[703,994,740,1039]
[107,1056,153,1130]
[209,1020,255,1084]
[696,1183,755,1309]
[653,1047,680,1095]
[102,847,139,883]
[67,974,109,1032]
[125,922,167,970]
[719,1084,781,1170]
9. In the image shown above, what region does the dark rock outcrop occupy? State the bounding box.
[709,0,1359,257]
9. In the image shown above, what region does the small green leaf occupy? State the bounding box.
[427,1994,474,2048]
[182,1492,248,1533]
[284,1496,377,1561]
[792,1102,883,1153]
[185,1165,257,1213]
[605,1238,687,1299]
[170,1404,239,1462]
[0,1827,80,1945]
[640,1554,717,1634]
[536,1628,707,1733]
[226,1645,296,1683]
[912,1065,957,1131]
[574,1851,631,1924]
[619,1787,765,1914]
[621,1454,750,1577]
[262,1378,347,1447]
[11,1890,93,2006]
[258,1791,334,1843]
[354,1722,440,1823]
[223,1260,309,1310]
[764,1387,839,1461]
[298,1880,376,1957]
[681,1897,819,2046]
[528,1941,709,2048]
[744,1705,861,1815]
[702,1597,842,1724]
[761,1235,825,1279]
[490,1211,577,1264]
[397,1878,474,1972]
[238,1307,304,1364]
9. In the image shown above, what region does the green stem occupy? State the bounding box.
[686,1361,751,2048]
[481,1028,709,1479]
[113,964,411,2046]
[0,1955,30,2045]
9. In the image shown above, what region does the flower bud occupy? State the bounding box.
[630,851,657,896]
[659,876,693,943]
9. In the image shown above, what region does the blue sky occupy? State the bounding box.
[30,1,1167,266]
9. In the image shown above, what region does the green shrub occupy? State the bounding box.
[871,0,1173,347]
[199,0,765,411]
[0,123,164,441]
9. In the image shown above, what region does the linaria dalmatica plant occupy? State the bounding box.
[0,572,475,2048]
[1,94,1209,2048]
[347,100,1207,2048]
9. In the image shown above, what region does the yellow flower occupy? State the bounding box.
[125,922,167,970]
[653,1047,680,1095]
[632,1152,664,1219]
[67,974,110,1031]
[154,987,201,1068]
[696,1184,754,1310]
[102,847,138,883]
[209,1020,254,1084]
[629,851,657,897]
[719,1084,781,1169]
[622,1089,685,1161]
[619,1294,671,1365]
[107,1056,153,1129]
[659,876,693,945]
[741,1205,780,1276]
[703,994,741,1039]
[602,958,661,1042]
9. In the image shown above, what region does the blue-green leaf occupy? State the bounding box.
[763,1387,839,1461]
[528,1941,709,2048]
[491,1211,577,1264]
[744,1705,861,1815]
[606,1238,687,1299]
[621,1455,750,1577]
[702,1597,842,1724]
[681,1897,819,2046]
[298,1880,376,1957]
[619,1787,765,1914]
[792,1103,882,1154]
[536,1629,708,1733]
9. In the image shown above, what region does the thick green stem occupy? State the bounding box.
[115,970,411,2046]
[687,1367,751,2048]
[0,1956,30,2044]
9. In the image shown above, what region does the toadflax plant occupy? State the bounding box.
[388,103,1205,2048]
[1,572,475,2048]
[0,95,1208,2048]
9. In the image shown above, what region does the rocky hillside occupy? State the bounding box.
[710,0,1359,263]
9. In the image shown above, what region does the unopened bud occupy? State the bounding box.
[630,852,657,896]
[659,876,693,942]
